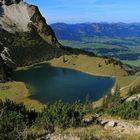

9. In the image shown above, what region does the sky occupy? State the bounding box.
[26,0,140,24]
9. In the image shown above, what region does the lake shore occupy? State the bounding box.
[17,54,128,77]
[3,54,139,109]
[47,54,128,77]
[0,81,44,111]
[47,55,140,106]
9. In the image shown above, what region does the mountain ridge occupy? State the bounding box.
[51,22,140,41]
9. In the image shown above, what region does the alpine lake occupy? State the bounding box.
[13,63,115,103]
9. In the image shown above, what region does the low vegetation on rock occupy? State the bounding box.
[98,86,140,120]
[0,99,91,140]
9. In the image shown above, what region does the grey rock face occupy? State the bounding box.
[0,0,61,82]
[0,43,14,82]
[0,1,31,32]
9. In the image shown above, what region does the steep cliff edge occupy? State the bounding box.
[0,0,60,46]
[0,0,62,81]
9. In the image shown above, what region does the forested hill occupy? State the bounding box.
[51,23,140,41]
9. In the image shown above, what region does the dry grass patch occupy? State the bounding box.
[0,81,43,111]
[48,54,128,77]
[60,125,140,140]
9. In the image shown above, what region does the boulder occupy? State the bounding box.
[107,121,117,127]
[83,117,94,125]
[100,120,109,126]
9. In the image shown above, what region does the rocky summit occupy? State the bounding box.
[0,0,59,45]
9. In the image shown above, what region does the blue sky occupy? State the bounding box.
[26,0,140,24]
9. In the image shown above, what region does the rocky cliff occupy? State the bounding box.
[0,0,60,46]
[0,0,62,81]
[0,0,134,82]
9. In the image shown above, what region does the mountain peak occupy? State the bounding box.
[0,0,60,46]
[0,0,61,81]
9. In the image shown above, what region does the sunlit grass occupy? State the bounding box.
[0,81,44,111]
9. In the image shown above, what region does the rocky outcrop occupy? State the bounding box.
[0,43,14,82]
[0,46,15,68]
[126,93,140,102]
[0,0,62,81]
[0,57,13,82]
[28,5,60,47]
[0,0,60,47]
[83,114,140,135]
[0,1,31,32]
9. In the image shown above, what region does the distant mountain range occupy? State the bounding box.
[51,23,140,41]
[51,23,140,67]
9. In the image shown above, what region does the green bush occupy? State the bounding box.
[101,86,140,120]
[127,85,140,96]
[36,100,87,130]
[0,99,90,139]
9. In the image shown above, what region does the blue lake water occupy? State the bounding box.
[13,64,115,103]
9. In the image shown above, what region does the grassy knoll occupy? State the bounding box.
[48,54,128,77]
[0,82,43,111]
[115,76,140,95]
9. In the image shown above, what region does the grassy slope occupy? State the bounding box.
[60,39,140,67]
[48,54,128,76]
[116,76,140,95]
[61,125,140,140]
[0,82,43,110]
